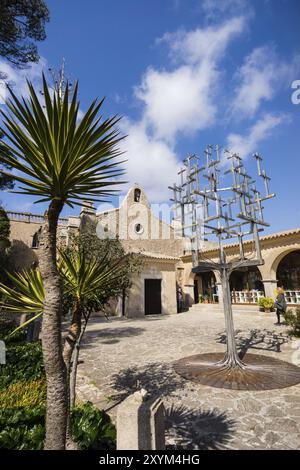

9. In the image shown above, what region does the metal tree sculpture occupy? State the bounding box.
[170,146,300,390]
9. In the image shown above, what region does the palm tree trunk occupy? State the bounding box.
[39,199,68,450]
[63,298,82,370]
[69,311,90,408]
[63,299,82,450]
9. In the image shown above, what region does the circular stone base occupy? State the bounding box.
[174,353,300,390]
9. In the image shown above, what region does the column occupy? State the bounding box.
[262,279,278,298]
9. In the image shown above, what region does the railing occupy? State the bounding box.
[6,211,69,225]
[231,290,264,304]
[231,290,300,305]
[284,291,300,305]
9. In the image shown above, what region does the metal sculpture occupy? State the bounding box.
[170,145,300,390]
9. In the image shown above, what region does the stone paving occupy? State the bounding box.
[77,308,300,450]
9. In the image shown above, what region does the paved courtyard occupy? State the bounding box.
[77,307,300,450]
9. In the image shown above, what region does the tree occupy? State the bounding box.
[0,1,49,190]
[62,226,141,406]
[0,76,124,449]
[0,231,141,400]
[0,0,49,67]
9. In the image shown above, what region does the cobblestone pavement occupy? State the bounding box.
[77,308,300,450]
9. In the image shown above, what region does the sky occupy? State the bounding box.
[0,0,300,234]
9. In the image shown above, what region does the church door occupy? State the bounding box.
[144,279,162,315]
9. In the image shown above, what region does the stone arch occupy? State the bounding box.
[276,249,300,290]
[229,266,264,292]
[270,247,300,279]
[186,270,217,304]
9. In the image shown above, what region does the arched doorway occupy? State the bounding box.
[277,250,300,304]
[277,250,300,289]
[194,271,217,303]
[230,266,264,304]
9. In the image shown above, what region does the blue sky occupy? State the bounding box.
[0,0,300,234]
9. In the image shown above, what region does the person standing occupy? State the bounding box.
[274,287,287,325]
[177,287,184,313]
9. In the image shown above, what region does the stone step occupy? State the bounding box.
[189,303,261,314]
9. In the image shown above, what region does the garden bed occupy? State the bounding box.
[0,320,116,450]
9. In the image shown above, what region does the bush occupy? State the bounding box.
[0,379,46,408]
[0,406,45,450]
[0,341,44,390]
[257,297,274,310]
[0,402,116,450]
[71,402,116,450]
[0,322,116,450]
[284,307,300,337]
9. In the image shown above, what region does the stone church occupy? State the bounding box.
[6,184,300,316]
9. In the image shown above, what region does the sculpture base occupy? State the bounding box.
[174,353,300,390]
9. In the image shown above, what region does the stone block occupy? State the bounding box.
[117,389,165,450]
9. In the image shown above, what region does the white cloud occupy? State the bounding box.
[120,16,246,200]
[135,64,216,143]
[160,16,245,65]
[231,46,300,118]
[137,17,245,144]
[119,119,179,202]
[227,113,288,158]
[0,57,47,103]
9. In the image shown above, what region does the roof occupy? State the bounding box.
[129,249,180,261]
[201,227,300,254]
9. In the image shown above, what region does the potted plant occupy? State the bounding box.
[258,297,275,313]
[198,293,204,303]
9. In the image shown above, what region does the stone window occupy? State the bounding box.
[134,188,141,203]
[135,223,143,234]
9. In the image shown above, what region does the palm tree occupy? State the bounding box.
[0,269,44,332]
[0,251,127,443]
[58,249,125,370]
[0,76,124,449]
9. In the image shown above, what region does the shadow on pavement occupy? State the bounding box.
[81,326,145,349]
[165,403,236,450]
[216,328,290,358]
[108,362,187,402]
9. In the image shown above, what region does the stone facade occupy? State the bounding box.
[6,184,300,315]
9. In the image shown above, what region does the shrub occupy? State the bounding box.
[257,297,274,310]
[0,406,45,450]
[284,307,300,337]
[0,323,116,450]
[0,379,46,408]
[0,341,44,390]
[71,402,116,450]
[0,402,116,450]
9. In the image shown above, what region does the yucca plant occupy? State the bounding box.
[0,75,125,449]
[0,269,44,336]
[0,250,126,404]
[58,249,126,407]
[58,249,125,369]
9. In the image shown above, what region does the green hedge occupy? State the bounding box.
[0,341,45,391]
[0,402,116,450]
